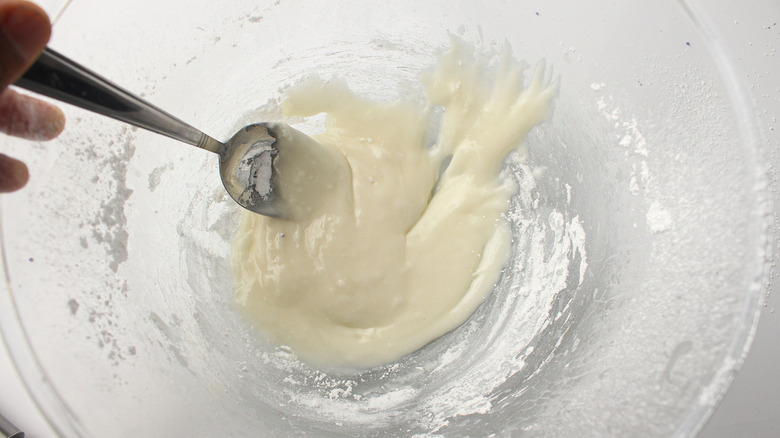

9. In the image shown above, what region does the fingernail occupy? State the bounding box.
[0,3,51,60]
[0,153,29,192]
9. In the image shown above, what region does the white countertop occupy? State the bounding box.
[1,0,778,436]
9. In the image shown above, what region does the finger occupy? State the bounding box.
[0,152,28,192]
[0,88,64,140]
[0,0,51,90]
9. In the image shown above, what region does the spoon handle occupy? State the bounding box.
[0,411,23,438]
[15,47,221,153]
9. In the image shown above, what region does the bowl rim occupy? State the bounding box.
[669,0,772,435]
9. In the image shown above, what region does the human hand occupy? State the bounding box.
[0,0,65,192]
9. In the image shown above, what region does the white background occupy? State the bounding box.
[1,0,778,436]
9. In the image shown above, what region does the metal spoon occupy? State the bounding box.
[15,47,333,219]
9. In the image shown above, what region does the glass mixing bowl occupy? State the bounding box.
[0,0,769,436]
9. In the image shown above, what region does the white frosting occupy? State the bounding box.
[231,39,557,368]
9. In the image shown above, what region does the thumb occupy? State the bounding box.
[0,152,28,192]
[0,1,51,90]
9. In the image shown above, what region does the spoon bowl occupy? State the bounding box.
[220,122,353,220]
[218,123,282,217]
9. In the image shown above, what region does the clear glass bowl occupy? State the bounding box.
[0,0,768,436]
